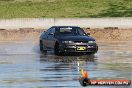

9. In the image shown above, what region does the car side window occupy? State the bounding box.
[46,28,52,35]
[48,28,55,34]
[51,28,55,34]
[45,27,55,38]
[49,28,55,38]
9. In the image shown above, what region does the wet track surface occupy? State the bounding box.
[0,41,131,88]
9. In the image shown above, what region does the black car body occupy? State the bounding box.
[40,26,98,55]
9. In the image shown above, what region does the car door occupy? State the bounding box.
[42,28,52,49]
[47,28,56,49]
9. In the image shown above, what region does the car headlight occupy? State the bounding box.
[88,41,96,43]
[62,41,74,43]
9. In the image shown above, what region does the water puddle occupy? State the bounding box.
[0,41,131,88]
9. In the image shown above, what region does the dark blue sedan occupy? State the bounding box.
[40,26,98,55]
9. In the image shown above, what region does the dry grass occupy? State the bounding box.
[0,29,42,41]
[0,28,132,41]
[84,28,132,41]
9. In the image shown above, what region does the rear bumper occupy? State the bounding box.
[59,43,98,53]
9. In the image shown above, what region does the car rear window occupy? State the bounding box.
[59,28,72,33]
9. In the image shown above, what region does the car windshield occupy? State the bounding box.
[55,27,86,36]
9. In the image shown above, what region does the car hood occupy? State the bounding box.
[56,35,95,41]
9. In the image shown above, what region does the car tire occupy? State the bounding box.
[40,40,43,51]
[40,40,47,53]
[54,43,60,55]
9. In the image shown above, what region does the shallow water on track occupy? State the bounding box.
[0,41,131,88]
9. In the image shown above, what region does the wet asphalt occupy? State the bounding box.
[0,41,131,88]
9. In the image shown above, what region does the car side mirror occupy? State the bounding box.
[87,33,90,35]
[48,33,54,36]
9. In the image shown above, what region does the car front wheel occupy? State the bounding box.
[54,43,61,55]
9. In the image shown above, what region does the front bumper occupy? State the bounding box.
[59,42,98,53]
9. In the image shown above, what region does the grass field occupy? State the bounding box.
[0,0,132,18]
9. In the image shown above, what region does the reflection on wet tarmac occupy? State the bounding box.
[0,41,131,88]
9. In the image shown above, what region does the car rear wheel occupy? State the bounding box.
[40,40,47,53]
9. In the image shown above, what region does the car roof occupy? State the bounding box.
[51,26,80,29]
